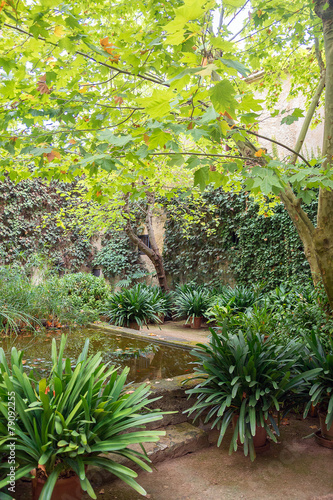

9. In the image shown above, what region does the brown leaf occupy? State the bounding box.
[143,133,150,146]
[46,150,61,162]
[100,37,109,47]
[187,121,194,130]
[114,95,123,105]
[37,75,51,95]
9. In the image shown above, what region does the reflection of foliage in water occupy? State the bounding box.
[113,344,159,359]
[0,328,195,383]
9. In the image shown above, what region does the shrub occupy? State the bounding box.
[104,284,163,327]
[185,328,319,460]
[173,288,211,322]
[58,272,111,311]
[0,335,165,498]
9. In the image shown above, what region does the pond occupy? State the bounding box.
[0,327,197,383]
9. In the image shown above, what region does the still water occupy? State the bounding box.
[0,328,197,383]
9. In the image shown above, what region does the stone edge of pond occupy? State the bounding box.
[89,322,200,350]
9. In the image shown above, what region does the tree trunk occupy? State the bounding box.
[123,194,169,291]
[313,1,333,309]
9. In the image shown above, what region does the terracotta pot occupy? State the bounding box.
[191,317,202,329]
[319,412,333,440]
[128,321,141,330]
[32,472,83,500]
[232,415,268,448]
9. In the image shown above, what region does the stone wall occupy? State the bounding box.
[254,75,324,159]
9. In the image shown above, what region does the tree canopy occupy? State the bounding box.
[2,0,333,307]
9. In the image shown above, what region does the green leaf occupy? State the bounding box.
[209,80,238,117]
[219,58,250,77]
[194,166,209,191]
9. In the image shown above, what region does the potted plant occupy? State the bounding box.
[173,288,210,329]
[184,328,320,460]
[104,284,163,330]
[0,335,166,499]
[303,333,333,444]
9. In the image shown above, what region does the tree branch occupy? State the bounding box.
[235,128,312,168]
[291,54,326,164]
[3,23,169,88]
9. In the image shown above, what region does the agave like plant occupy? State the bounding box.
[0,334,165,499]
[214,285,261,313]
[173,288,211,323]
[185,328,320,460]
[104,284,164,328]
[303,333,333,434]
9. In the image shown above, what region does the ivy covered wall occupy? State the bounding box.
[0,178,93,271]
[163,189,317,290]
[0,178,145,283]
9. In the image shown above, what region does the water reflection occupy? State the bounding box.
[0,328,196,383]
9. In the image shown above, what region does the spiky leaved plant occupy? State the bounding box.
[0,334,165,499]
[185,328,320,460]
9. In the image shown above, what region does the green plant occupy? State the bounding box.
[104,284,163,327]
[303,333,333,431]
[92,232,146,286]
[0,335,166,499]
[185,328,319,460]
[0,178,93,272]
[173,288,211,323]
[163,189,317,290]
[59,272,111,311]
[215,285,261,313]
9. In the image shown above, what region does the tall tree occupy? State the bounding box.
[1,1,333,306]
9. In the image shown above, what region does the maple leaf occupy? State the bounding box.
[100,36,120,63]
[54,25,65,37]
[46,150,61,162]
[254,148,265,157]
[100,37,109,47]
[114,95,123,105]
[37,75,51,95]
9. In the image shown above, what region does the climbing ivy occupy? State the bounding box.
[0,178,93,271]
[92,231,146,287]
[163,189,317,290]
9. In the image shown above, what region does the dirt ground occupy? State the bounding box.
[15,416,333,500]
[80,417,333,500]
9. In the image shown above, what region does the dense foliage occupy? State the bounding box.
[58,272,111,311]
[0,178,92,271]
[163,189,317,289]
[0,267,108,332]
[92,231,146,287]
[185,328,321,460]
[104,284,166,328]
[0,335,165,499]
